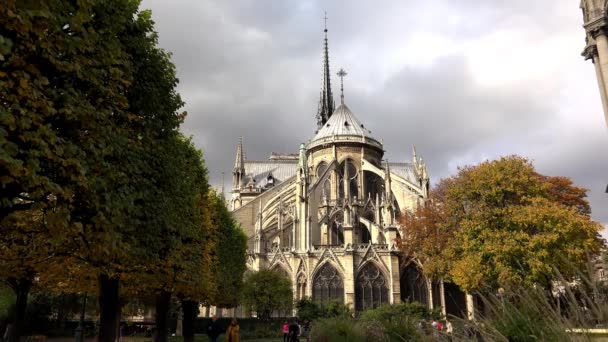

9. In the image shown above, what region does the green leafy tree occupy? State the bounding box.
[134,135,209,342]
[210,191,248,308]
[1,1,188,341]
[241,269,293,320]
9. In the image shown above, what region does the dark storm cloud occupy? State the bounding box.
[141,0,607,226]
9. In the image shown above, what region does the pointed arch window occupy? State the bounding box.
[400,264,428,306]
[355,263,389,311]
[313,263,344,303]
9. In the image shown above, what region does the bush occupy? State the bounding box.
[358,302,438,321]
[310,317,367,342]
[295,298,319,321]
[295,298,351,321]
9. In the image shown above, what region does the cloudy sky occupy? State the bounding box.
[141,0,608,228]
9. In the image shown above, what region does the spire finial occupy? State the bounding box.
[337,68,347,105]
[316,12,334,130]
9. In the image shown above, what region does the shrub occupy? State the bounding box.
[295,298,351,320]
[309,317,367,342]
[358,302,438,321]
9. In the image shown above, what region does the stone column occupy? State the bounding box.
[594,33,608,126]
[426,278,434,310]
[388,254,401,304]
[466,293,476,321]
[343,256,356,310]
[593,54,608,121]
[439,279,447,317]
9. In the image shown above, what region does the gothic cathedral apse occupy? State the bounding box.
[228,22,455,314]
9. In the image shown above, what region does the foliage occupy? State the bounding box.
[295,297,320,321]
[208,191,248,308]
[0,1,225,341]
[454,273,607,342]
[309,317,368,342]
[358,302,438,322]
[397,193,450,278]
[356,303,440,341]
[400,156,603,292]
[319,300,352,318]
[0,284,14,321]
[241,269,293,320]
[295,298,352,321]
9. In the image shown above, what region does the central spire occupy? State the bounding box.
[316,12,335,130]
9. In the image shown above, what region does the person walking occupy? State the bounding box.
[300,320,311,342]
[206,315,223,342]
[282,321,289,342]
[446,320,453,334]
[225,319,240,342]
[3,324,12,342]
[288,319,300,342]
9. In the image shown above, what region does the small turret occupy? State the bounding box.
[233,137,246,189]
[384,159,392,202]
[298,143,308,179]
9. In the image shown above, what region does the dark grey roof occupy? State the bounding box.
[389,162,419,184]
[308,104,383,150]
[313,104,373,139]
[244,160,298,189]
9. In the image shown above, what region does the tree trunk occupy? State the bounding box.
[98,274,120,342]
[154,290,172,342]
[7,278,32,342]
[181,300,199,342]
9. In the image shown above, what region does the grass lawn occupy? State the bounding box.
[48,337,283,342]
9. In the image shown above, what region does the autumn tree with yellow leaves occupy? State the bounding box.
[399,156,603,293]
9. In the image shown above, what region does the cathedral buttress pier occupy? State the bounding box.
[226,21,463,315]
[581,0,608,127]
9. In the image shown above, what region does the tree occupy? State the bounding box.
[209,191,248,308]
[399,156,603,293]
[1,1,188,341]
[241,269,293,320]
[139,135,209,342]
[397,190,451,279]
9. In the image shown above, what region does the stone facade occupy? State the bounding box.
[224,26,461,314]
[581,0,608,127]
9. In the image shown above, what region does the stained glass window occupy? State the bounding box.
[355,263,389,311]
[313,263,344,303]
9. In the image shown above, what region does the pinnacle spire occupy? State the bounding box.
[234,137,245,170]
[316,11,335,130]
[233,137,245,188]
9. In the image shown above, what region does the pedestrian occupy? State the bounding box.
[431,320,439,338]
[3,324,12,342]
[225,318,240,342]
[206,315,223,342]
[300,320,311,342]
[288,319,300,342]
[282,321,289,342]
[446,320,453,334]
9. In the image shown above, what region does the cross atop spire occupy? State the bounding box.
[337,68,347,105]
[316,12,335,130]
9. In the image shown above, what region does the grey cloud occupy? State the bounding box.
[142,0,607,225]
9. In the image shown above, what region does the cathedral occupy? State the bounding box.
[228,24,465,315]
